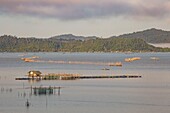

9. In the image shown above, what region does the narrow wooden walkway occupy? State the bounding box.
[16,75,141,80]
[77,75,141,79]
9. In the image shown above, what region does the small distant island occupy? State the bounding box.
[0,28,170,52]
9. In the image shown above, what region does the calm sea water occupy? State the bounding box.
[0,52,170,113]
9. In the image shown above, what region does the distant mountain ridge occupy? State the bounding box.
[113,28,170,43]
[0,34,170,52]
[0,28,170,52]
[49,28,170,43]
[49,34,98,41]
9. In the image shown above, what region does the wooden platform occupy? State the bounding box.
[77,75,141,79]
[15,75,141,80]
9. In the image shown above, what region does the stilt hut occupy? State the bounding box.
[28,71,42,78]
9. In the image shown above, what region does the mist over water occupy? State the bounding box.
[149,43,170,48]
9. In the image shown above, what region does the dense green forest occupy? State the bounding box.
[113,28,170,43]
[0,35,169,52]
[0,35,56,52]
[49,28,170,43]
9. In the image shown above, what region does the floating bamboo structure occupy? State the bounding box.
[21,57,122,67]
[108,62,122,66]
[125,57,141,62]
[21,56,39,62]
[150,57,159,60]
[15,71,141,81]
[21,58,35,62]
[43,73,80,80]
[16,74,141,80]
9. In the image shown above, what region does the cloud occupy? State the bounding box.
[0,0,170,20]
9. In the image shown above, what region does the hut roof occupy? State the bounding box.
[28,71,42,75]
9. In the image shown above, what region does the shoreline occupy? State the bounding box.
[1,51,170,54]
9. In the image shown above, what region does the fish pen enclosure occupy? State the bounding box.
[33,87,53,95]
[32,86,61,95]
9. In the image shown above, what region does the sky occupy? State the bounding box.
[0,0,170,38]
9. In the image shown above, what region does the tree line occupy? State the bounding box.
[0,35,169,52]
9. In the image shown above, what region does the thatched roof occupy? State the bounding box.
[28,71,42,77]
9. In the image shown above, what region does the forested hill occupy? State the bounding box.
[0,35,169,52]
[60,38,160,52]
[49,34,98,41]
[113,28,170,43]
[0,35,56,52]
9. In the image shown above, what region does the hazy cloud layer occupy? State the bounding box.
[0,0,170,20]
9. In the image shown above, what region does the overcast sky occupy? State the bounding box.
[0,0,170,38]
